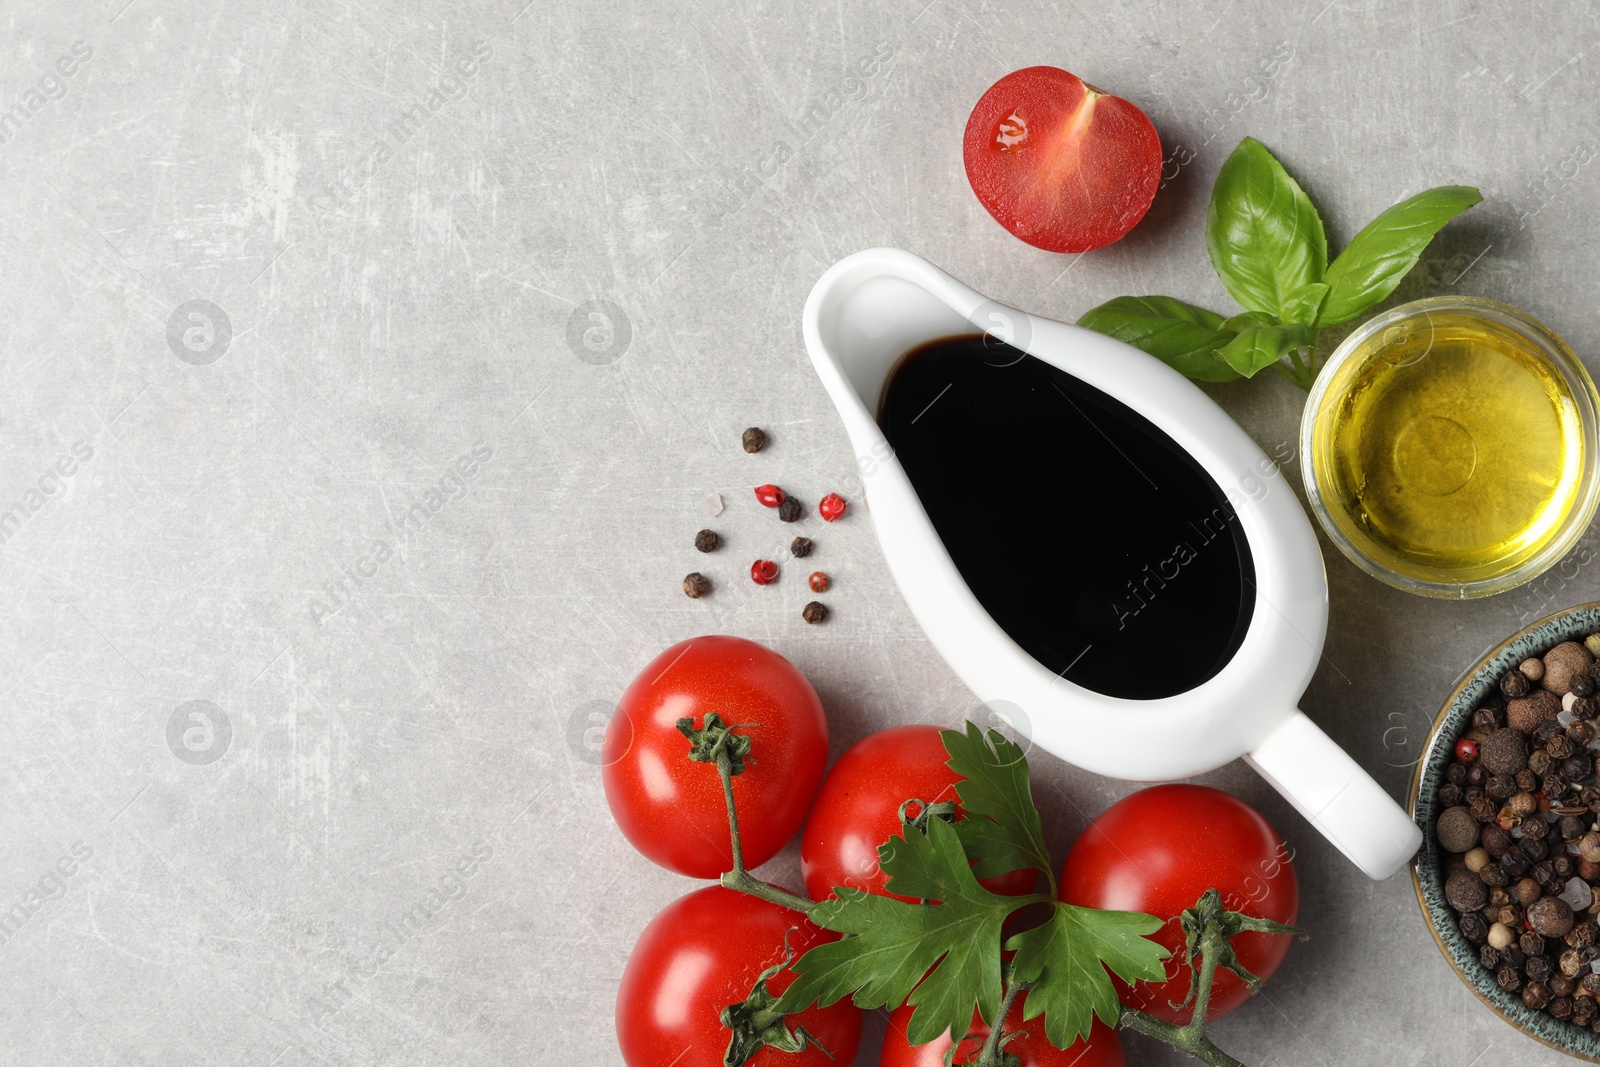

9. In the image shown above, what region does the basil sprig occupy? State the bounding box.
[1080,137,1480,388]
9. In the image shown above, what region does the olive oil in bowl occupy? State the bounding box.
[1303,298,1600,597]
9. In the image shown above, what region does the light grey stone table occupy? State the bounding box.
[2,0,1598,1063]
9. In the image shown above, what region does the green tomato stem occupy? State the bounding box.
[970,969,1030,1067]
[712,744,815,914]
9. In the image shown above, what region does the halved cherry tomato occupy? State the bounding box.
[964,67,1162,253]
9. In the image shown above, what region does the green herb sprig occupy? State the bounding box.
[774,723,1170,1050]
[1079,136,1481,388]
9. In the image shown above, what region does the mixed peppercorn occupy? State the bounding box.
[1439,636,1600,1030]
[680,428,845,624]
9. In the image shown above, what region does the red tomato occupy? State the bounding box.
[604,636,828,878]
[963,67,1162,253]
[800,725,1038,902]
[617,885,862,1067]
[1059,785,1298,1024]
[880,1000,1125,1067]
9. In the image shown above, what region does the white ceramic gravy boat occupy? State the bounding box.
[804,247,1421,881]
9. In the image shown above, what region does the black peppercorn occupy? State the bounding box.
[1524,836,1549,862]
[1490,886,1513,908]
[1523,930,1548,956]
[1563,815,1587,841]
[1497,965,1523,992]
[1474,707,1503,730]
[1583,971,1600,996]
[1469,796,1498,824]
[1534,720,1565,748]
[1576,997,1598,1027]
[802,601,829,625]
[741,427,767,453]
[1572,695,1598,718]
[1566,754,1593,780]
[1462,912,1490,943]
[1573,673,1597,697]
[1525,818,1551,845]
[1516,768,1539,793]
[1524,981,1552,1010]
[1572,721,1597,746]
[1583,784,1600,810]
[682,572,711,599]
[1448,762,1468,785]
[1545,773,1570,797]
[790,536,813,559]
[1527,954,1554,983]
[1530,749,1554,777]
[1503,944,1526,969]
[1498,904,1522,927]
[1504,671,1533,698]
[778,497,802,522]
[1500,850,1530,877]
[1439,783,1465,807]
[1562,947,1586,978]
[1555,855,1576,878]
[1570,923,1599,949]
[1553,973,1578,997]
[1465,785,1486,803]
[694,529,720,553]
[1549,733,1576,760]
[1551,995,1575,1021]
[1467,763,1489,787]
[1486,774,1517,800]
[1480,863,1510,887]
[1481,944,1502,970]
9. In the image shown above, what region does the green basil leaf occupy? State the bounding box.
[1077,296,1241,383]
[1217,322,1313,378]
[1279,281,1330,327]
[1206,137,1328,319]
[1317,185,1483,326]
[1220,311,1275,333]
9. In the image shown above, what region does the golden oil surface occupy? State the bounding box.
[1316,312,1584,584]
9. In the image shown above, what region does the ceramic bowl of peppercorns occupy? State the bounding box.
[1411,603,1600,1059]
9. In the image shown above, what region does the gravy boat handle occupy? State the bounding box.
[1245,709,1423,880]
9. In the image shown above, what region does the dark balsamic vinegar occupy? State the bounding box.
[877,335,1255,700]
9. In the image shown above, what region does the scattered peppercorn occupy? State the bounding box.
[742,427,767,453]
[683,572,711,599]
[802,601,828,625]
[818,492,847,522]
[694,529,720,553]
[790,536,813,558]
[1573,674,1597,698]
[1447,869,1489,911]
[1456,738,1480,763]
[1437,806,1480,852]
[750,560,779,585]
[808,571,830,594]
[778,497,802,522]
[754,484,786,508]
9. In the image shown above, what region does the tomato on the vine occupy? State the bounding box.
[1059,784,1298,1024]
[603,636,829,878]
[880,1001,1126,1067]
[800,724,1038,902]
[963,66,1162,253]
[617,885,862,1067]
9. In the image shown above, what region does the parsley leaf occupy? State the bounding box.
[943,723,1053,883]
[774,814,1016,1046]
[1008,903,1169,1048]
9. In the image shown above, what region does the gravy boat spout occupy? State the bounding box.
[803,247,1421,881]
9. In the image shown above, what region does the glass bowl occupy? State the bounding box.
[1301,296,1600,599]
